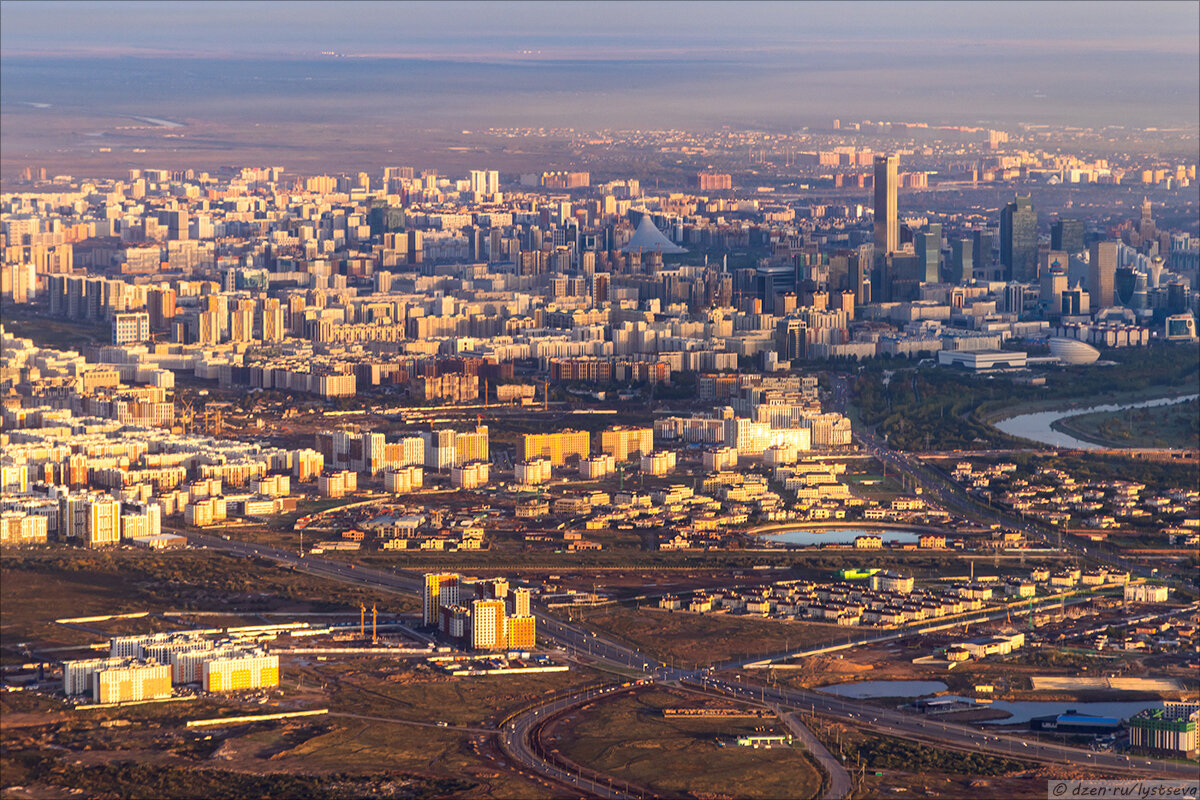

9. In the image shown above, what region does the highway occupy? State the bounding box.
[181,459,1195,797]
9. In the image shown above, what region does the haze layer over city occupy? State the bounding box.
[1,3,1198,800]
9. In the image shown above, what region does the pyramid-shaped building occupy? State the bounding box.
[621,213,687,254]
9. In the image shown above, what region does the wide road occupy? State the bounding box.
[500,683,642,800]
[777,707,851,800]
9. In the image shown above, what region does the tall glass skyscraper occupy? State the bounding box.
[873,155,898,254]
[1000,195,1037,282]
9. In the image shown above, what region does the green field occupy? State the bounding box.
[555,687,823,799]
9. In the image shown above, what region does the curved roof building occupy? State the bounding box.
[1049,337,1100,364]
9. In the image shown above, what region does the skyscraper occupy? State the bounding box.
[1088,241,1117,309]
[972,228,997,281]
[950,238,974,284]
[1000,195,1038,283]
[1050,217,1085,253]
[873,155,898,254]
[915,223,942,283]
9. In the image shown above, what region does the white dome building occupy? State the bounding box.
[1048,337,1100,365]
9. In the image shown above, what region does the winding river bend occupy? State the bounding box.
[994,394,1199,450]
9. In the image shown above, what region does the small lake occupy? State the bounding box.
[994,394,1199,450]
[766,528,923,547]
[946,697,1165,726]
[817,680,948,699]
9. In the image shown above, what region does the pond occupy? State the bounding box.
[763,528,924,547]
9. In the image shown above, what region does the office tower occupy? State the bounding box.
[1039,252,1068,309]
[972,228,998,281]
[1000,195,1038,282]
[775,317,807,361]
[1115,267,1137,307]
[914,224,942,283]
[1088,241,1117,309]
[827,254,850,291]
[851,245,873,306]
[873,155,898,254]
[950,238,973,284]
[1004,282,1025,314]
[1050,217,1085,253]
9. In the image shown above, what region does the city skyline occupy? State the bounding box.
[1,3,1198,799]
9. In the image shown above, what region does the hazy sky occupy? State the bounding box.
[3,1,1198,57]
[2,0,1197,155]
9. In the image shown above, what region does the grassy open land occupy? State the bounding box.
[805,716,1128,800]
[1,307,111,351]
[575,607,847,667]
[0,550,416,659]
[555,687,823,800]
[301,657,613,728]
[839,470,907,503]
[855,343,1200,451]
[1052,398,1200,450]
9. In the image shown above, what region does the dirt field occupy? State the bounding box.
[554,686,823,800]
[576,606,848,667]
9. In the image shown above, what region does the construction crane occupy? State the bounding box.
[371,604,378,644]
[359,602,366,638]
[176,397,194,434]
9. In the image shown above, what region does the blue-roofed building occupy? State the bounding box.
[1030,711,1122,735]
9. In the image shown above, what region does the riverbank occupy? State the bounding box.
[981,385,1200,426]
[1049,399,1199,450]
[992,393,1199,451]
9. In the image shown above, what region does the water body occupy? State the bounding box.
[943,697,1165,726]
[766,528,923,547]
[818,680,948,699]
[994,394,1199,450]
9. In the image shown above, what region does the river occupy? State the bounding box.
[993,394,1199,450]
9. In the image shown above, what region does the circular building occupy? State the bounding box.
[1048,337,1100,365]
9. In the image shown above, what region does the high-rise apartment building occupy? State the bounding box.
[112,312,150,345]
[469,170,499,198]
[423,573,459,625]
[522,431,590,466]
[1088,241,1117,309]
[599,426,653,462]
[471,599,506,650]
[873,155,898,254]
[1000,195,1038,282]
